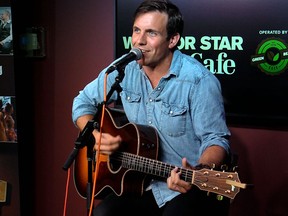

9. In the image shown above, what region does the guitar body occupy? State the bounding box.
[73,107,159,199]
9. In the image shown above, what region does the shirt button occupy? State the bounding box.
[148,121,152,124]
[127,96,131,100]
[149,99,153,102]
[170,111,173,114]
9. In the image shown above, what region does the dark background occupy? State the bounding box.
[116,0,288,128]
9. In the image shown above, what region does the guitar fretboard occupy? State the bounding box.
[111,151,194,182]
[109,151,241,199]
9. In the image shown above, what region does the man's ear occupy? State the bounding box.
[168,33,180,49]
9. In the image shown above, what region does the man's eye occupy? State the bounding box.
[149,31,157,37]
[133,28,140,33]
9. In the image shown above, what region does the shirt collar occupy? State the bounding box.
[167,50,182,77]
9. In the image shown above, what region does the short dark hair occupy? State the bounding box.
[133,0,184,41]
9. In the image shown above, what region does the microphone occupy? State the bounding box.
[106,48,142,73]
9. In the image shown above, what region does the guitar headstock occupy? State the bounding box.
[193,168,245,199]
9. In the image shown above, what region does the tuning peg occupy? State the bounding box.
[220,164,228,171]
[232,166,238,172]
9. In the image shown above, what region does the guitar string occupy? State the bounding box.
[107,151,235,192]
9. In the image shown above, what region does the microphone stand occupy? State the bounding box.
[62,66,126,216]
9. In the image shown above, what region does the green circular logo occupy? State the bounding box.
[251,38,288,75]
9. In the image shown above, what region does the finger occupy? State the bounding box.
[168,180,188,193]
[170,167,181,182]
[94,142,119,152]
[182,158,193,169]
[171,168,192,192]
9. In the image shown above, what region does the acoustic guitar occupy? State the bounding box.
[73,108,245,200]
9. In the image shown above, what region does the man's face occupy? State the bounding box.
[131,11,172,68]
[0,12,8,21]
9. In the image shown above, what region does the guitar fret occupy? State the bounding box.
[119,152,204,190]
[149,160,155,175]
[180,169,192,182]
[120,152,174,178]
[163,163,170,178]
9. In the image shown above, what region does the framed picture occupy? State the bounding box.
[115,0,288,128]
[0,96,17,143]
[0,7,13,55]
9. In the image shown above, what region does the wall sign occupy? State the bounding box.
[115,0,288,128]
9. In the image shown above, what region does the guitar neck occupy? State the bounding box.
[110,151,241,199]
[112,151,193,182]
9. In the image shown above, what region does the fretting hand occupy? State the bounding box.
[167,158,193,193]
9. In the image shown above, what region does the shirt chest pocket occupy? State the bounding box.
[120,91,141,122]
[160,102,187,137]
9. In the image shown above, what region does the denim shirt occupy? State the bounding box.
[72,50,231,207]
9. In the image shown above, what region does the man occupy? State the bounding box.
[72,0,231,215]
[0,9,13,54]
